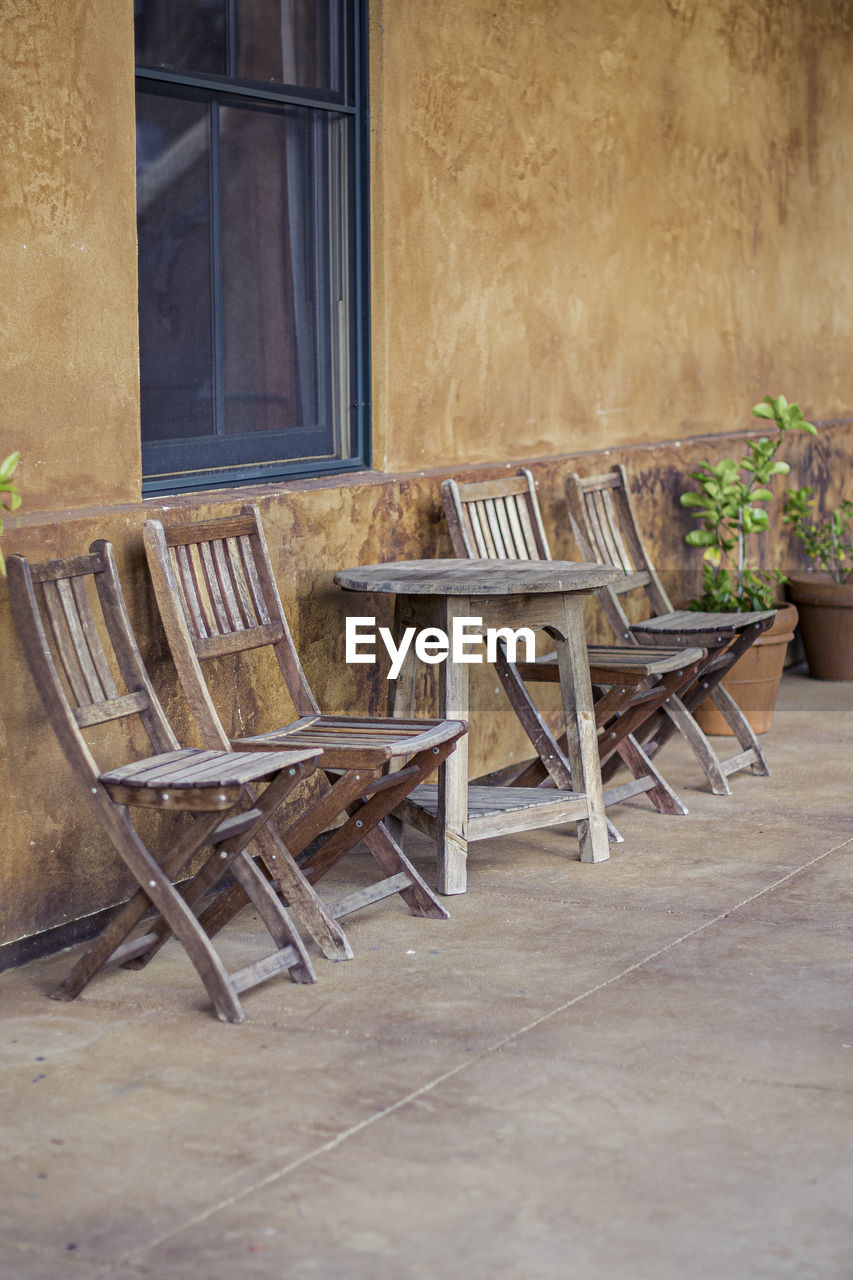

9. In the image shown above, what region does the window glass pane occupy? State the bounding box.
[219,103,352,450]
[136,90,214,442]
[135,0,367,492]
[134,0,227,76]
[236,0,343,93]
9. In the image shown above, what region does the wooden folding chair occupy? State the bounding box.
[441,469,708,816]
[6,542,330,1023]
[565,465,776,794]
[142,508,467,928]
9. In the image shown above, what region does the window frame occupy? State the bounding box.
[135,1,371,497]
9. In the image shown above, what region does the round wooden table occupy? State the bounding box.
[334,558,624,894]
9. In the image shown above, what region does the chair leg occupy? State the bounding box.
[58,767,327,1020]
[297,743,461,919]
[638,626,773,791]
[651,693,734,796]
[359,823,450,919]
[493,650,663,837]
[187,808,355,963]
[147,825,320,993]
[53,811,230,1001]
[56,815,248,1022]
[707,684,771,776]
[647,677,770,792]
[229,851,317,984]
[383,812,406,850]
[250,824,355,960]
[609,735,688,815]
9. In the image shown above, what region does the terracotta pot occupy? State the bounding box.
[693,602,798,736]
[786,572,853,680]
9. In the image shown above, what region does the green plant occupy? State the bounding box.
[679,395,817,611]
[783,485,853,584]
[0,451,22,576]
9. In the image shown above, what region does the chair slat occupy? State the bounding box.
[589,490,629,573]
[71,575,119,698]
[582,490,609,563]
[448,474,530,502]
[208,539,244,632]
[58,577,113,702]
[238,534,273,626]
[503,498,528,558]
[195,622,286,660]
[468,499,494,555]
[174,544,210,640]
[101,747,199,784]
[74,691,151,727]
[514,498,544,559]
[40,579,91,705]
[495,499,516,557]
[225,537,257,627]
[466,503,490,558]
[43,578,113,706]
[188,543,219,637]
[609,483,648,570]
[162,513,257,546]
[483,499,508,557]
[599,488,637,572]
[199,541,230,633]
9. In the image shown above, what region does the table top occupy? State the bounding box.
[335,557,623,596]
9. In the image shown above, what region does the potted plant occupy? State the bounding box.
[782,485,853,679]
[0,451,21,575]
[678,395,817,733]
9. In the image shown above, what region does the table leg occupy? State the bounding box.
[388,597,419,721]
[435,599,470,894]
[384,596,419,850]
[388,594,469,892]
[553,595,610,863]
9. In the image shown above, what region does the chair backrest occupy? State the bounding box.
[441,469,552,562]
[6,542,179,795]
[142,506,320,753]
[564,464,675,636]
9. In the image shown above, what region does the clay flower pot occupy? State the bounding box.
[694,602,798,736]
[786,573,853,680]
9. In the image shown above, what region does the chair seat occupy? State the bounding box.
[233,715,468,770]
[100,746,321,809]
[631,609,776,641]
[515,644,707,684]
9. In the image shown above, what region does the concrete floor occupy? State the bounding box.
[1,670,851,1280]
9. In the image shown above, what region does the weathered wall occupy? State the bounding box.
[2,0,853,953]
[371,0,853,470]
[0,0,140,512]
[3,0,852,513]
[2,423,849,953]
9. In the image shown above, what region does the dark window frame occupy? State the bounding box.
[135,1,371,496]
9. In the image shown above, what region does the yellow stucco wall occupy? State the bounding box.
[0,0,141,512]
[370,0,853,470]
[1,0,852,951]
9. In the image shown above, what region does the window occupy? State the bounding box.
[134,0,369,494]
